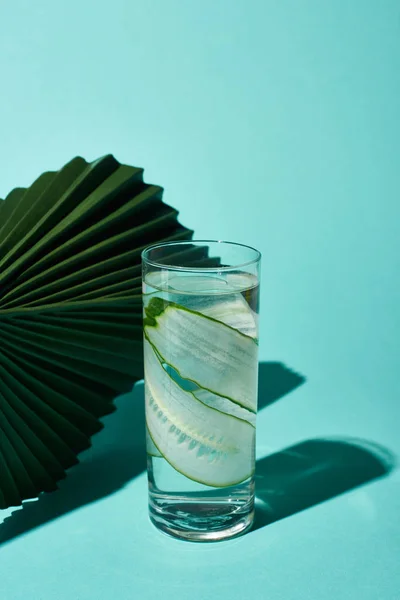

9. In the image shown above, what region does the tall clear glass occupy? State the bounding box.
[142,240,261,542]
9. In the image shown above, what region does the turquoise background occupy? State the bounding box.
[0,1,399,598]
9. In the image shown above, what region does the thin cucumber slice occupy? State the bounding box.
[195,298,258,339]
[161,359,255,425]
[192,388,256,427]
[144,339,254,487]
[146,424,162,457]
[144,273,258,338]
[145,299,258,412]
[147,294,257,339]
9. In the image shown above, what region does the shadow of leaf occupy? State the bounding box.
[254,438,395,531]
[0,382,146,546]
[257,362,305,410]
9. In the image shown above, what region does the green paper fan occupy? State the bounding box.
[0,154,215,509]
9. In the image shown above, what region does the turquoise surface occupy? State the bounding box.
[0,1,399,598]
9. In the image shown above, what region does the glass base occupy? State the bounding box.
[149,493,255,542]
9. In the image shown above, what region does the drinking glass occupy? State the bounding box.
[142,240,261,541]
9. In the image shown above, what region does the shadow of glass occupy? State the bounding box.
[254,438,395,531]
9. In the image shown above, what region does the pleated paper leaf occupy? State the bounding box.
[0,154,216,509]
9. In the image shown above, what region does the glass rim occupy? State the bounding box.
[142,239,261,272]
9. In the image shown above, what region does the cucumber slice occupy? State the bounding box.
[192,388,256,427]
[144,300,258,412]
[146,424,162,457]
[196,298,258,339]
[160,358,255,425]
[144,339,255,487]
[144,273,258,338]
